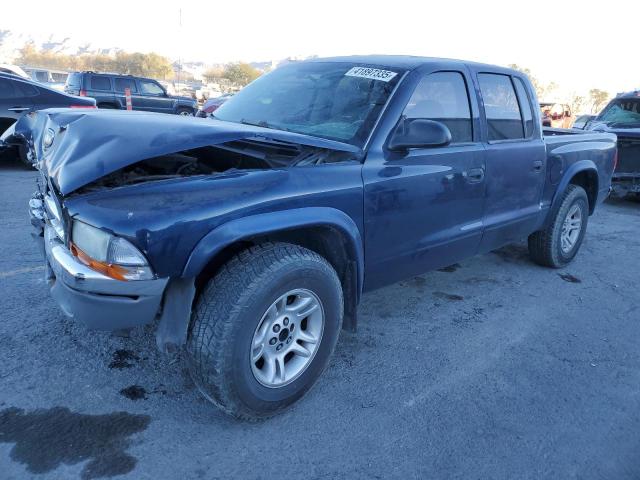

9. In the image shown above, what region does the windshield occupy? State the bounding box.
[214,62,404,147]
[597,98,640,126]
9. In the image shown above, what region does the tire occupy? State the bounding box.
[186,242,344,420]
[528,184,589,268]
[97,103,117,109]
[16,144,33,169]
[177,108,194,116]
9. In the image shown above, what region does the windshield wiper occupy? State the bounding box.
[239,118,292,133]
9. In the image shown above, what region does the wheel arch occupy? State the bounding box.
[182,207,365,331]
[551,160,598,217]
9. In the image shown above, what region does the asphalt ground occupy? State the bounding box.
[1,153,640,480]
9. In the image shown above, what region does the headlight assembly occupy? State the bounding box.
[70,220,154,281]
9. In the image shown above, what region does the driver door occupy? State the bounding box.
[362,70,487,290]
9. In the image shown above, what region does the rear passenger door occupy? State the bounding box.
[476,72,546,252]
[0,77,34,133]
[113,77,138,110]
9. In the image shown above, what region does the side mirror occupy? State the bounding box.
[388,118,452,151]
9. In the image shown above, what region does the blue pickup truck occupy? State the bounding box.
[7,56,616,419]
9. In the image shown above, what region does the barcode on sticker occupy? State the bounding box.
[345,67,398,82]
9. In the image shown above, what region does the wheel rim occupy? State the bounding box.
[250,289,324,388]
[560,203,582,253]
[179,110,192,116]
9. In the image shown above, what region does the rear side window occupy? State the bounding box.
[513,77,534,137]
[114,77,137,93]
[16,82,39,97]
[403,71,472,143]
[0,78,17,98]
[90,76,111,91]
[478,73,523,141]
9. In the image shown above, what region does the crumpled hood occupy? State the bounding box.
[586,121,640,138]
[11,109,360,195]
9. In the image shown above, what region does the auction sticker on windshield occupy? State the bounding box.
[345,67,398,82]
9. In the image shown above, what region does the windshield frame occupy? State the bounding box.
[213,61,408,150]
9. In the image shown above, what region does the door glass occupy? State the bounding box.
[0,79,18,99]
[114,77,137,93]
[478,73,524,140]
[139,81,164,96]
[403,71,472,143]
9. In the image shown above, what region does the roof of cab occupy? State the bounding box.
[304,55,518,74]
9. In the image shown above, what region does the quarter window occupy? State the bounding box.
[90,76,111,91]
[403,71,473,143]
[478,73,524,141]
[114,77,137,93]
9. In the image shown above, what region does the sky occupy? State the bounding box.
[3,0,638,98]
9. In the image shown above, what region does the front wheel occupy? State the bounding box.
[177,108,194,116]
[528,184,589,268]
[186,243,343,420]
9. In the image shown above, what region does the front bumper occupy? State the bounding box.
[40,225,169,330]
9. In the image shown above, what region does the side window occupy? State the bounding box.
[478,73,524,141]
[16,82,39,97]
[139,80,164,96]
[114,77,137,93]
[403,71,472,143]
[90,76,112,91]
[513,77,534,137]
[0,79,17,99]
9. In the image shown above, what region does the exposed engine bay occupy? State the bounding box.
[77,139,358,193]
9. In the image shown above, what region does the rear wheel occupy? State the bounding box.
[177,108,193,116]
[528,184,589,267]
[186,243,343,420]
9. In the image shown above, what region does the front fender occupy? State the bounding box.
[182,207,365,300]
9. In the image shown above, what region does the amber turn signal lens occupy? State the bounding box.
[70,242,129,281]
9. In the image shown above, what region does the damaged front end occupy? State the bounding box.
[20,109,361,352]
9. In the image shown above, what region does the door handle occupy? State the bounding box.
[465,167,485,183]
[532,160,544,172]
[8,106,29,112]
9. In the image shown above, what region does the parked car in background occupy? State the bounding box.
[8,57,616,420]
[571,114,595,130]
[0,72,96,165]
[0,64,30,79]
[196,93,233,118]
[23,67,69,91]
[540,102,573,129]
[64,72,197,115]
[587,89,640,196]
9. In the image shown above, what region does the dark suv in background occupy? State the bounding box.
[65,72,197,115]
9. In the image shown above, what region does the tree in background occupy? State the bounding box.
[588,89,610,114]
[569,95,586,116]
[16,45,173,79]
[508,64,557,100]
[223,63,261,86]
[203,66,225,83]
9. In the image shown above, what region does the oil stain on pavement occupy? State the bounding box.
[558,273,582,283]
[0,406,150,479]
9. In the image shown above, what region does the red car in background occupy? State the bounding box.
[196,93,234,118]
